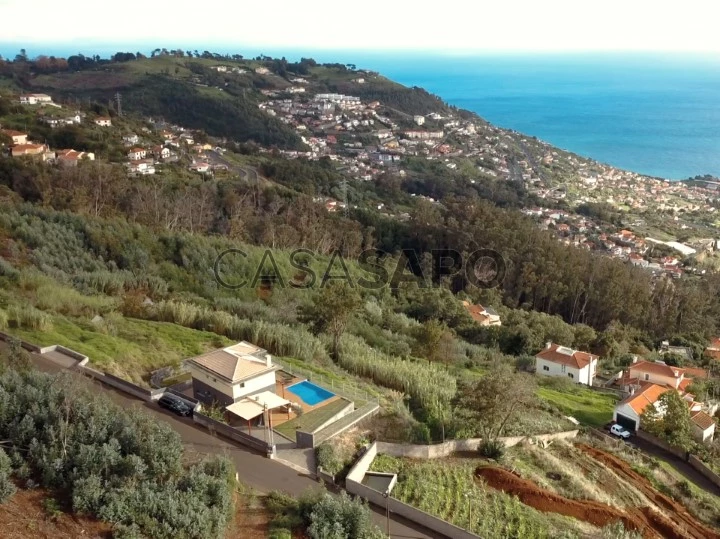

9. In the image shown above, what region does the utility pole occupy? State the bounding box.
[341,177,349,218]
[115,92,122,116]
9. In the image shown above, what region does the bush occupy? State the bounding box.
[307,492,384,539]
[0,448,15,503]
[676,480,693,498]
[0,309,7,330]
[269,529,292,539]
[479,439,506,460]
[316,443,341,476]
[0,370,234,538]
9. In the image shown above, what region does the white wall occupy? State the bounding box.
[536,357,591,385]
[188,365,235,400]
[613,403,640,430]
[232,370,276,400]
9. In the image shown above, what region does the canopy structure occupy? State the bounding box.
[225,391,291,421]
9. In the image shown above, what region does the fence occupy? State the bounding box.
[376,429,580,459]
[346,442,480,539]
[275,361,378,405]
[193,412,274,456]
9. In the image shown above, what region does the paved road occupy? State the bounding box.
[206,150,261,184]
[27,351,443,539]
[628,435,720,496]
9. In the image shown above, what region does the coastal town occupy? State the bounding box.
[4,70,720,281]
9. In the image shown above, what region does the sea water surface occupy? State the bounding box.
[4,44,720,179]
[354,53,720,180]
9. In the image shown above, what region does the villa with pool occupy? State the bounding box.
[186,341,355,445]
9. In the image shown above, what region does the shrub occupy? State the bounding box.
[6,304,52,331]
[0,370,234,538]
[307,492,384,539]
[269,529,292,539]
[0,448,15,503]
[0,309,7,330]
[316,443,341,476]
[479,439,506,461]
[411,423,432,444]
[676,480,693,498]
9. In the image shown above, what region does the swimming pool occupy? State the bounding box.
[286,380,335,406]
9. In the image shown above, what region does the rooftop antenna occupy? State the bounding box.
[115,92,122,116]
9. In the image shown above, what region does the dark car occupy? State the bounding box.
[158,394,193,417]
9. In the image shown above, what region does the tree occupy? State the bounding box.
[299,282,362,359]
[641,390,693,450]
[456,362,537,441]
[414,319,454,363]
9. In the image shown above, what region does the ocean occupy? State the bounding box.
[3,44,720,179]
[353,53,720,180]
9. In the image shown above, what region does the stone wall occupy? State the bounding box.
[376,430,580,459]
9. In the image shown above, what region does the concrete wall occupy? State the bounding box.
[688,454,720,489]
[193,412,273,455]
[299,402,380,448]
[0,330,42,353]
[347,442,479,539]
[635,430,688,460]
[376,430,579,459]
[295,400,356,448]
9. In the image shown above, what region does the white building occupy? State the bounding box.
[535,342,598,386]
[414,115,425,126]
[186,342,279,405]
[19,93,53,105]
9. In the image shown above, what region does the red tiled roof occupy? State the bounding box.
[535,343,598,369]
[691,410,716,431]
[681,366,708,379]
[629,360,681,379]
[620,382,670,415]
[2,129,26,137]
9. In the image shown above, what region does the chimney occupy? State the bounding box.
[632,355,638,364]
[265,354,272,368]
[545,342,552,350]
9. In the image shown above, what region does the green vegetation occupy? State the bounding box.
[274,398,351,442]
[0,369,235,537]
[370,454,580,538]
[537,378,617,427]
[265,489,383,539]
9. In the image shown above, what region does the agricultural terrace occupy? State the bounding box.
[369,453,590,538]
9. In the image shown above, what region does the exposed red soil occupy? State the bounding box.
[476,445,720,539]
[0,487,112,539]
[577,443,720,539]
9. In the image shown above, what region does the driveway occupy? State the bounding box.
[628,435,720,496]
[25,351,443,539]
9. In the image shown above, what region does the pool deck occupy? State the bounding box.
[273,373,341,428]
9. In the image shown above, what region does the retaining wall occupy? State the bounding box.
[635,430,688,460]
[313,402,380,447]
[193,412,273,455]
[347,442,479,539]
[295,399,356,449]
[688,455,720,489]
[0,330,42,353]
[377,430,580,459]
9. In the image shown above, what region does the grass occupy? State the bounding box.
[12,314,229,384]
[369,454,583,538]
[274,398,351,442]
[537,383,617,427]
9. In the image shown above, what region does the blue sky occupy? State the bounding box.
[1,0,720,55]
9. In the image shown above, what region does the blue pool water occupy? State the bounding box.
[286,380,335,406]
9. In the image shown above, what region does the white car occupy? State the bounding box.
[610,424,632,439]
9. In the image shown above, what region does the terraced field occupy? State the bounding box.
[369,454,586,538]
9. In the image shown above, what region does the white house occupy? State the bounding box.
[123,134,140,145]
[461,300,501,326]
[691,411,716,443]
[186,342,279,406]
[95,117,112,127]
[127,147,147,161]
[535,342,598,386]
[613,382,669,432]
[1,129,28,145]
[19,93,53,105]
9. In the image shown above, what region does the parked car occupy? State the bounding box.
[610,424,632,439]
[158,394,193,417]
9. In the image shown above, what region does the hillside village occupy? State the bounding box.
[4,59,720,280]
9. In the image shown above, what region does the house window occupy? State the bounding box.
[568,373,574,379]
[239,382,245,388]
[644,374,650,381]
[543,365,549,371]
[561,364,566,373]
